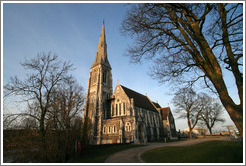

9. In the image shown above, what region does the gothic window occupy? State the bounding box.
[123,102,126,115]
[101,41,104,47]
[119,103,121,115]
[103,126,107,134]
[111,105,114,116]
[116,104,118,116]
[125,122,131,132]
[102,71,107,84]
[108,126,111,133]
[113,125,117,133]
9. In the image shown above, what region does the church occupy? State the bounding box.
[82,22,176,145]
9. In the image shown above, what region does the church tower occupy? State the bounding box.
[83,22,113,145]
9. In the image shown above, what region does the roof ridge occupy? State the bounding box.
[146,96,159,111]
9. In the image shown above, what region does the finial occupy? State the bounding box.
[103,19,105,25]
[117,79,119,85]
[146,93,148,96]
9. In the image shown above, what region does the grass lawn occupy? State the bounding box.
[141,140,243,163]
[70,144,144,163]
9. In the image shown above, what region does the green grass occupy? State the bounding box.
[70,144,144,163]
[141,141,243,163]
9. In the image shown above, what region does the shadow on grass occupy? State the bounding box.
[69,143,144,163]
[141,140,243,163]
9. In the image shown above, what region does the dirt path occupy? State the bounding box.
[104,137,231,163]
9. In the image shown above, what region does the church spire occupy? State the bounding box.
[91,21,111,69]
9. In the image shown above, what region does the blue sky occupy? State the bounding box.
[2,2,237,131]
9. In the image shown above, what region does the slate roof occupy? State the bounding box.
[152,102,161,109]
[120,85,159,113]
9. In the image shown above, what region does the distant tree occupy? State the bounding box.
[121,3,243,138]
[172,88,202,139]
[4,52,74,161]
[198,94,225,135]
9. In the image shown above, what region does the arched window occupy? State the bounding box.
[119,103,121,115]
[123,102,126,115]
[108,126,111,133]
[113,125,117,133]
[111,105,114,116]
[116,104,118,116]
[125,122,131,132]
[103,126,107,134]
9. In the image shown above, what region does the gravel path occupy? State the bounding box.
[105,137,231,163]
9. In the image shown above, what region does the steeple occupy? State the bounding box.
[91,21,111,69]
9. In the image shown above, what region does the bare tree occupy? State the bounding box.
[48,78,85,162]
[198,94,225,135]
[172,88,202,139]
[4,52,73,161]
[121,3,243,138]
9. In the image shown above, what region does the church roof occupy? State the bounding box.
[91,22,111,69]
[120,85,159,113]
[152,102,161,108]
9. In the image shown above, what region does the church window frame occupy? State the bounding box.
[119,103,121,115]
[123,102,126,115]
[102,71,107,84]
[116,104,118,116]
[113,125,117,133]
[111,104,114,116]
[103,126,107,134]
[108,126,111,134]
[125,122,131,132]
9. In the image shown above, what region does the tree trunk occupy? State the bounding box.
[209,128,212,136]
[188,123,193,139]
[189,131,192,139]
[206,68,243,139]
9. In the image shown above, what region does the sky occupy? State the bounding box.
[2,2,238,131]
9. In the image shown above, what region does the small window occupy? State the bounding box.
[123,102,126,115]
[116,104,118,116]
[119,103,121,115]
[103,127,107,134]
[103,71,107,83]
[108,126,111,133]
[113,126,117,133]
[111,105,114,116]
[125,122,131,132]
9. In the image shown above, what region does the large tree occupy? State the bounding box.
[121,3,243,138]
[4,52,74,161]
